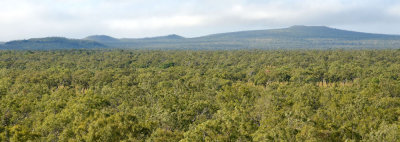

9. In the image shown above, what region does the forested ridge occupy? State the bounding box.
[0,49,400,141]
[2,26,400,50]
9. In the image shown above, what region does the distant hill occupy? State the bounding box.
[84,35,120,43]
[119,34,185,43]
[200,25,400,40]
[183,25,400,49]
[84,26,400,49]
[0,37,107,50]
[139,34,184,40]
[1,26,400,50]
[83,34,185,48]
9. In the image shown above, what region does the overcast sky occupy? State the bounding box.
[1,0,400,41]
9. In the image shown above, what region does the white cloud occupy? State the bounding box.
[387,4,400,16]
[107,15,207,30]
[0,0,400,41]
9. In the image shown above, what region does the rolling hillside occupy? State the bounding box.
[200,25,400,39]
[2,26,400,50]
[84,35,120,43]
[0,37,107,50]
[85,25,400,49]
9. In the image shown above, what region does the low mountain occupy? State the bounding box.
[199,26,400,40]
[177,25,400,49]
[2,26,400,50]
[284,25,398,39]
[86,26,400,49]
[120,34,184,42]
[141,34,184,40]
[1,37,107,50]
[103,34,186,49]
[84,35,120,43]
[199,25,400,40]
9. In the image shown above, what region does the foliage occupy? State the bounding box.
[0,49,400,141]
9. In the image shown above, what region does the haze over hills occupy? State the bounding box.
[134,34,185,40]
[0,37,106,50]
[84,35,120,43]
[1,25,400,50]
[200,25,400,40]
[89,25,400,49]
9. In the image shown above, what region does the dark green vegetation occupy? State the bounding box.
[1,49,400,141]
[2,26,400,50]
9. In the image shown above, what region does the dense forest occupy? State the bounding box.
[0,49,400,141]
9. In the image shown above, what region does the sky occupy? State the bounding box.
[1,0,400,41]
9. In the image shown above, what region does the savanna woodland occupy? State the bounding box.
[1,49,400,141]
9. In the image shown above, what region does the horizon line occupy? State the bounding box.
[2,25,400,42]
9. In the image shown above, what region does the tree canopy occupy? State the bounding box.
[0,49,399,141]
